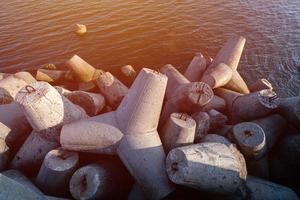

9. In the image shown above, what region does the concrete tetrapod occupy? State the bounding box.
[201,95,226,112]
[209,34,246,71]
[69,163,127,200]
[0,72,36,103]
[0,73,9,81]
[249,78,273,92]
[0,75,28,104]
[66,55,96,83]
[160,113,196,152]
[1,170,71,200]
[11,131,60,175]
[184,53,207,82]
[200,134,247,182]
[245,176,299,200]
[36,69,66,83]
[64,90,106,116]
[191,112,210,142]
[200,134,248,178]
[207,109,228,132]
[2,169,44,195]
[0,139,9,172]
[278,96,300,130]
[0,103,32,154]
[208,34,249,94]
[225,71,250,94]
[214,88,242,112]
[0,172,44,200]
[166,142,247,195]
[96,71,128,109]
[160,64,214,126]
[15,81,88,142]
[36,148,79,196]
[116,68,175,199]
[252,114,286,150]
[215,88,279,121]
[61,68,175,199]
[201,62,233,89]
[232,89,279,120]
[76,69,105,92]
[14,71,36,84]
[61,119,123,155]
[232,122,266,158]
[209,124,233,138]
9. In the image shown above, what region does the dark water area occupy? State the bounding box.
[0,0,300,97]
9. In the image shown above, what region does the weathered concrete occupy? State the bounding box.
[207,109,228,132]
[54,86,71,95]
[209,125,233,137]
[0,139,9,172]
[208,34,246,71]
[118,133,174,200]
[215,88,279,121]
[249,78,273,92]
[2,169,43,195]
[11,131,60,175]
[166,142,247,195]
[121,65,136,77]
[278,96,300,130]
[201,63,233,89]
[225,71,250,94]
[201,95,226,112]
[61,119,123,155]
[15,72,36,84]
[66,55,96,82]
[0,75,28,104]
[191,112,210,142]
[232,122,266,158]
[77,69,105,92]
[69,163,127,200]
[128,183,147,200]
[61,68,175,199]
[2,170,72,199]
[0,173,44,200]
[200,134,247,181]
[245,176,299,200]
[117,68,175,199]
[232,89,279,120]
[160,64,213,126]
[96,71,128,109]
[64,90,105,116]
[0,103,32,153]
[160,113,196,152]
[253,114,286,150]
[36,148,79,195]
[184,53,207,82]
[0,72,36,104]
[36,69,66,83]
[214,88,242,112]
[0,73,9,81]
[207,34,249,94]
[16,81,87,142]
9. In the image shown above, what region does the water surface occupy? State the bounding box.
[1,0,300,96]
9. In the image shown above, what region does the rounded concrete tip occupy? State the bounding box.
[44,148,79,172]
[258,89,279,109]
[233,122,266,158]
[70,164,104,200]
